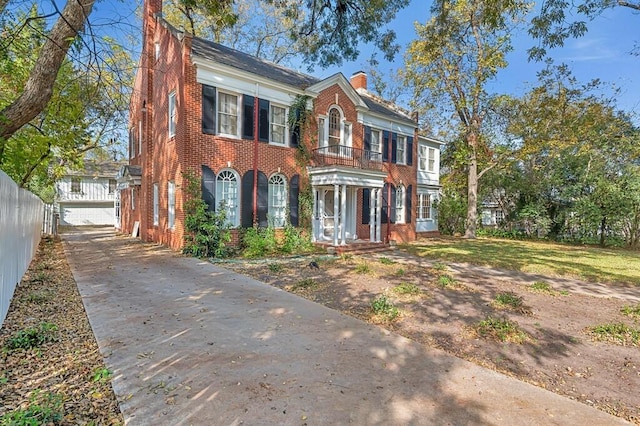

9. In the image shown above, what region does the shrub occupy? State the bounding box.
[354,263,372,274]
[241,226,277,258]
[268,263,284,273]
[621,304,640,319]
[280,224,313,254]
[370,295,399,321]
[529,281,553,294]
[494,292,524,309]
[475,317,528,343]
[437,275,456,288]
[5,322,58,351]
[393,282,421,295]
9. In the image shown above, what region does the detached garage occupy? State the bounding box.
[56,161,124,227]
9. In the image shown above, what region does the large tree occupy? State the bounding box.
[405,0,530,238]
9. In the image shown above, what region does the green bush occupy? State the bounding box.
[5,322,58,352]
[370,295,399,321]
[280,224,313,254]
[182,171,232,258]
[241,226,277,258]
[0,391,63,425]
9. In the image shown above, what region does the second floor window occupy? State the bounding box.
[418,145,427,171]
[168,91,176,137]
[71,178,81,193]
[397,136,406,165]
[371,129,381,154]
[109,179,117,194]
[218,92,238,136]
[328,108,341,147]
[428,147,436,172]
[270,105,286,145]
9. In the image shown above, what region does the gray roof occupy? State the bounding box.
[191,37,320,89]
[65,161,125,178]
[119,165,142,178]
[359,94,416,126]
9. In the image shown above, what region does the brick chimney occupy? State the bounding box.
[350,71,367,91]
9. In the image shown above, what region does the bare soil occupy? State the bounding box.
[221,250,640,424]
[0,236,123,424]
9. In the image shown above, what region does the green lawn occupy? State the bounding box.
[403,237,640,286]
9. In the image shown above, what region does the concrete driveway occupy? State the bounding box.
[61,228,629,425]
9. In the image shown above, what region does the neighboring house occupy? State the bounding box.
[481,202,504,227]
[416,136,444,235]
[118,0,443,250]
[56,161,123,226]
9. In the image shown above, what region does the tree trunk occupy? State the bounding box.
[465,133,479,238]
[0,0,95,142]
[599,215,607,247]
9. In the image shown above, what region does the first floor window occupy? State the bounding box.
[268,174,287,227]
[417,193,431,220]
[218,92,238,136]
[71,177,81,193]
[270,104,286,144]
[396,185,405,224]
[153,183,159,226]
[168,181,175,229]
[397,136,406,164]
[216,170,239,226]
[496,209,504,224]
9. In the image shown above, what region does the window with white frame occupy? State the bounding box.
[396,185,405,224]
[397,136,406,164]
[270,104,286,145]
[418,145,427,171]
[168,181,175,229]
[371,129,381,154]
[153,183,159,226]
[131,187,136,210]
[71,177,81,193]
[417,193,431,220]
[328,108,341,148]
[428,147,436,172]
[218,92,239,136]
[138,120,143,154]
[109,179,117,194]
[216,170,239,227]
[168,91,176,137]
[268,174,287,227]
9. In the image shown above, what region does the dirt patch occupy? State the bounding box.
[0,236,122,424]
[221,251,640,424]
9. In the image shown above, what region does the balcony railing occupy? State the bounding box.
[311,145,383,171]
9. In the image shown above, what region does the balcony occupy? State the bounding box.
[311,145,383,171]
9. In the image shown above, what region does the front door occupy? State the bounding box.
[323,189,335,238]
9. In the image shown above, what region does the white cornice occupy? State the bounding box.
[192,57,314,98]
[306,73,368,109]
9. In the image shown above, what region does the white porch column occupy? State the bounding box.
[333,184,339,246]
[340,184,347,245]
[376,187,382,242]
[318,189,325,240]
[311,187,318,242]
[369,188,376,242]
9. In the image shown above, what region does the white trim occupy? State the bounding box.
[153,183,159,226]
[306,73,367,109]
[168,91,176,137]
[217,89,241,139]
[269,103,288,146]
[168,181,176,230]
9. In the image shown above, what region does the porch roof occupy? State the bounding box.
[307,166,386,188]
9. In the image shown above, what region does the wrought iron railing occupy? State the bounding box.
[311,145,383,171]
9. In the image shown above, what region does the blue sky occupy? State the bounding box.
[85,0,638,116]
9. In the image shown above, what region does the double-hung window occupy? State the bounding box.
[218,92,239,136]
[216,170,239,227]
[417,193,431,220]
[168,91,176,137]
[418,145,428,171]
[71,177,81,193]
[371,129,381,155]
[395,185,405,224]
[270,105,286,145]
[168,181,175,229]
[268,174,287,227]
[428,147,436,172]
[397,136,406,165]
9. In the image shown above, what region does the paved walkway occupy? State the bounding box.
[61,228,630,425]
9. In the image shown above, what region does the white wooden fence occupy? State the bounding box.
[0,170,43,327]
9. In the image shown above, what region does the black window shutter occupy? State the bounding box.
[243,95,255,140]
[381,183,389,223]
[362,188,370,225]
[202,85,216,134]
[407,136,414,166]
[364,126,371,151]
[201,165,216,212]
[390,184,397,224]
[241,171,254,228]
[406,185,412,224]
[391,133,398,164]
[382,130,389,162]
[257,171,268,227]
[259,99,269,142]
[289,174,300,226]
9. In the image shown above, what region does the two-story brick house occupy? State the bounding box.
[118,0,440,250]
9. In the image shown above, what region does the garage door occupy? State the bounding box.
[59,203,114,226]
